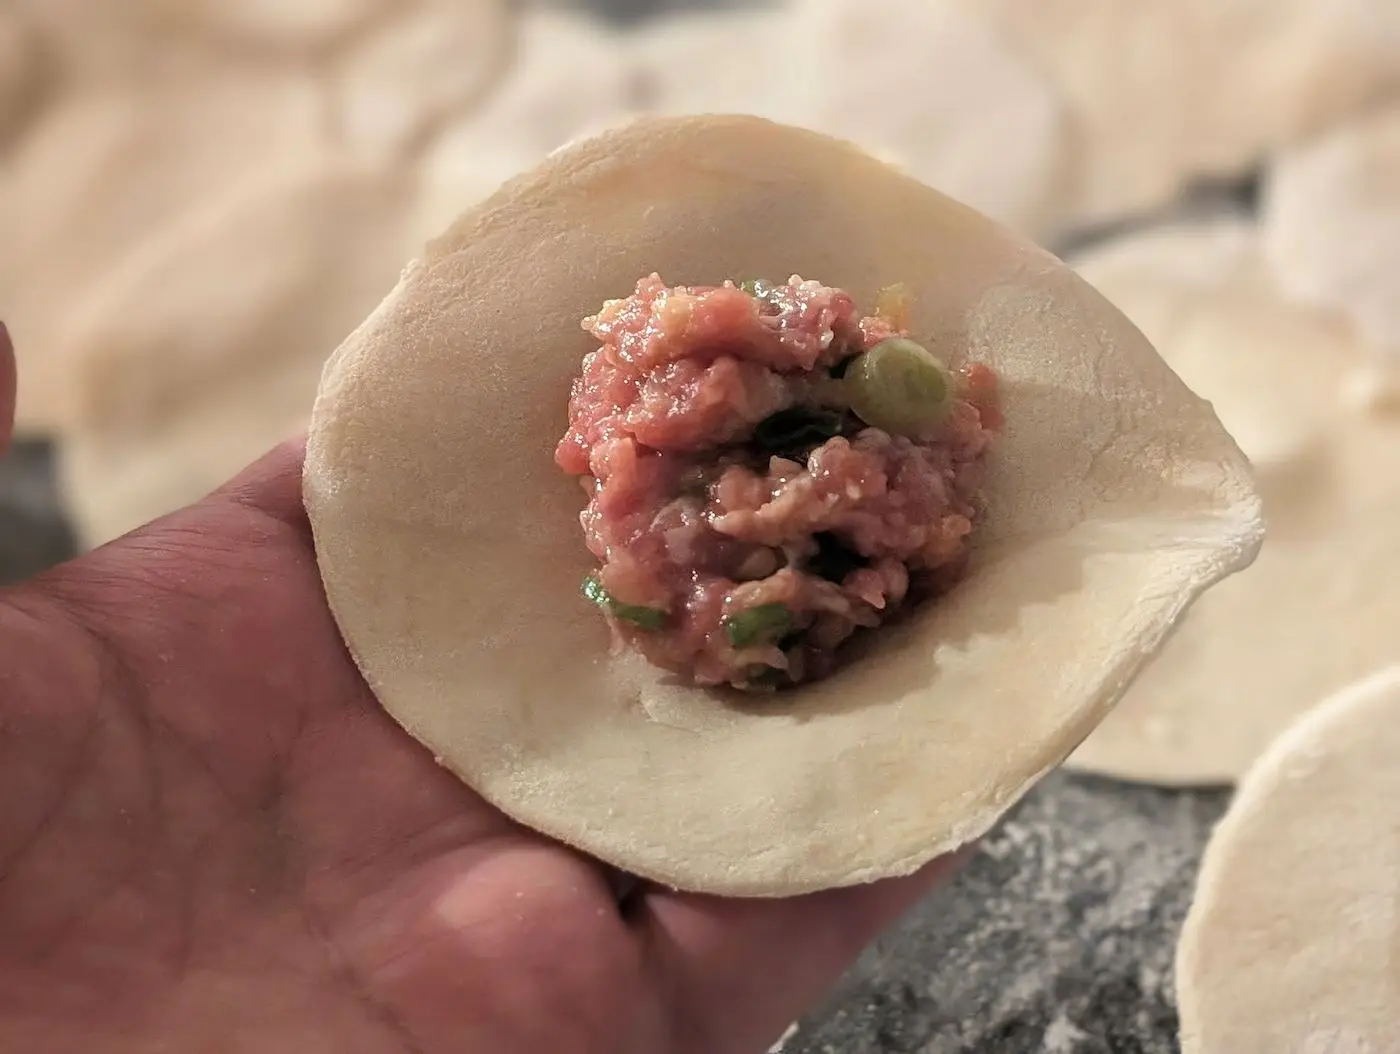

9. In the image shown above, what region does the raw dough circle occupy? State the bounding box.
[424,9,639,194]
[803,0,1070,237]
[55,155,431,547]
[0,5,48,149]
[619,8,817,128]
[330,0,515,162]
[951,0,1203,227]
[1263,103,1400,365]
[1066,221,1400,785]
[303,115,1261,896]
[0,68,329,436]
[1176,665,1400,1053]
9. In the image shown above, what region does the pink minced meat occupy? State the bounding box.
[555,273,999,690]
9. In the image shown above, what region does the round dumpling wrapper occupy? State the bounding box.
[0,5,49,149]
[55,154,447,547]
[0,67,329,437]
[303,115,1263,896]
[802,0,1070,238]
[1175,665,1400,1053]
[1263,102,1400,407]
[618,8,818,129]
[329,0,516,163]
[423,8,640,196]
[1066,220,1400,785]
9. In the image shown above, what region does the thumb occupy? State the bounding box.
[0,322,15,457]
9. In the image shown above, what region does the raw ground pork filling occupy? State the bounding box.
[555,274,1000,690]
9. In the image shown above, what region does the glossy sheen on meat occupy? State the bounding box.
[555,273,998,690]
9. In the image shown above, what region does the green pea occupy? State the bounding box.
[581,574,668,630]
[844,337,954,436]
[723,603,792,648]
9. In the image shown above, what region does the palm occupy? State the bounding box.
[0,445,668,1052]
[0,329,955,1053]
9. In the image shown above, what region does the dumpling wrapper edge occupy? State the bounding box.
[302,115,1264,897]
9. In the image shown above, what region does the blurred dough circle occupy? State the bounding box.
[424,8,641,193]
[56,154,454,547]
[330,0,515,161]
[0,5,47,147]
[1263,103,1400,374]
[804,0,1070,237]
[303,114,1261,896]
[1066,220,1400,785]
[618,7,818,127]
[1176,666,1400,1053]
[143,0,391,54]
[0,67,329,436]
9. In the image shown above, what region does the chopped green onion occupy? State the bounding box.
[581,574,669,630]
[581,574,608,607]
[613,602,668,630]
[738,278,771,298]
[843,337,955,436]
[724,602,792,648]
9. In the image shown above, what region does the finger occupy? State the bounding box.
[1,322,15,457]
[207,432,309,527]
[639,849,971,1054]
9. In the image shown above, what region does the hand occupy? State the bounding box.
[0,326,962,1054]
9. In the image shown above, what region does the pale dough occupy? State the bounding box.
[1188,0,1400,178]
[141,0,393,56]
[1066,220,1400,785]
[0,4,48,149]
[329,0,516,162]
[957,0,1400,230]
[303,115,1262,896]
[802,0,1071,237]
[1175,665,1400,1054]
[0,68,330,436]
[951,0,1205,228]
[618,7,818,128]
[423,8,641,193]
[1262,102,1400,404]
[55,155,437,547]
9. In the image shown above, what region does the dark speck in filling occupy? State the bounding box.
[807,531,869,584]
[752,406,855,463]
[829,353,858,379]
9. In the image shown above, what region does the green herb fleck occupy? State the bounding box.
[724,603,793,648]
[582,574,669,630]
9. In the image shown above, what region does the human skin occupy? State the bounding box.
[0,324,961,1053]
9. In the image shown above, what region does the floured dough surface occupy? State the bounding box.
[1189,0,1400,178]
[1176,666,1400,1053]
[619,7,817,128]
[1262,103,1400,393]
[0,68,330,436]
[56,155,427,547]
[330,0,515,162]
[953,0,1203,228]
[142,0,392,55]
[957,0,1400,230]
[304,115,1261,895]
[0,5,48,148]
[423,9,640,193]
[803,0,1070,236]
[1066,220,1400,784]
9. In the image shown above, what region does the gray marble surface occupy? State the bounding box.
[792,776,1227,1053]
[0,436,1226,1053]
